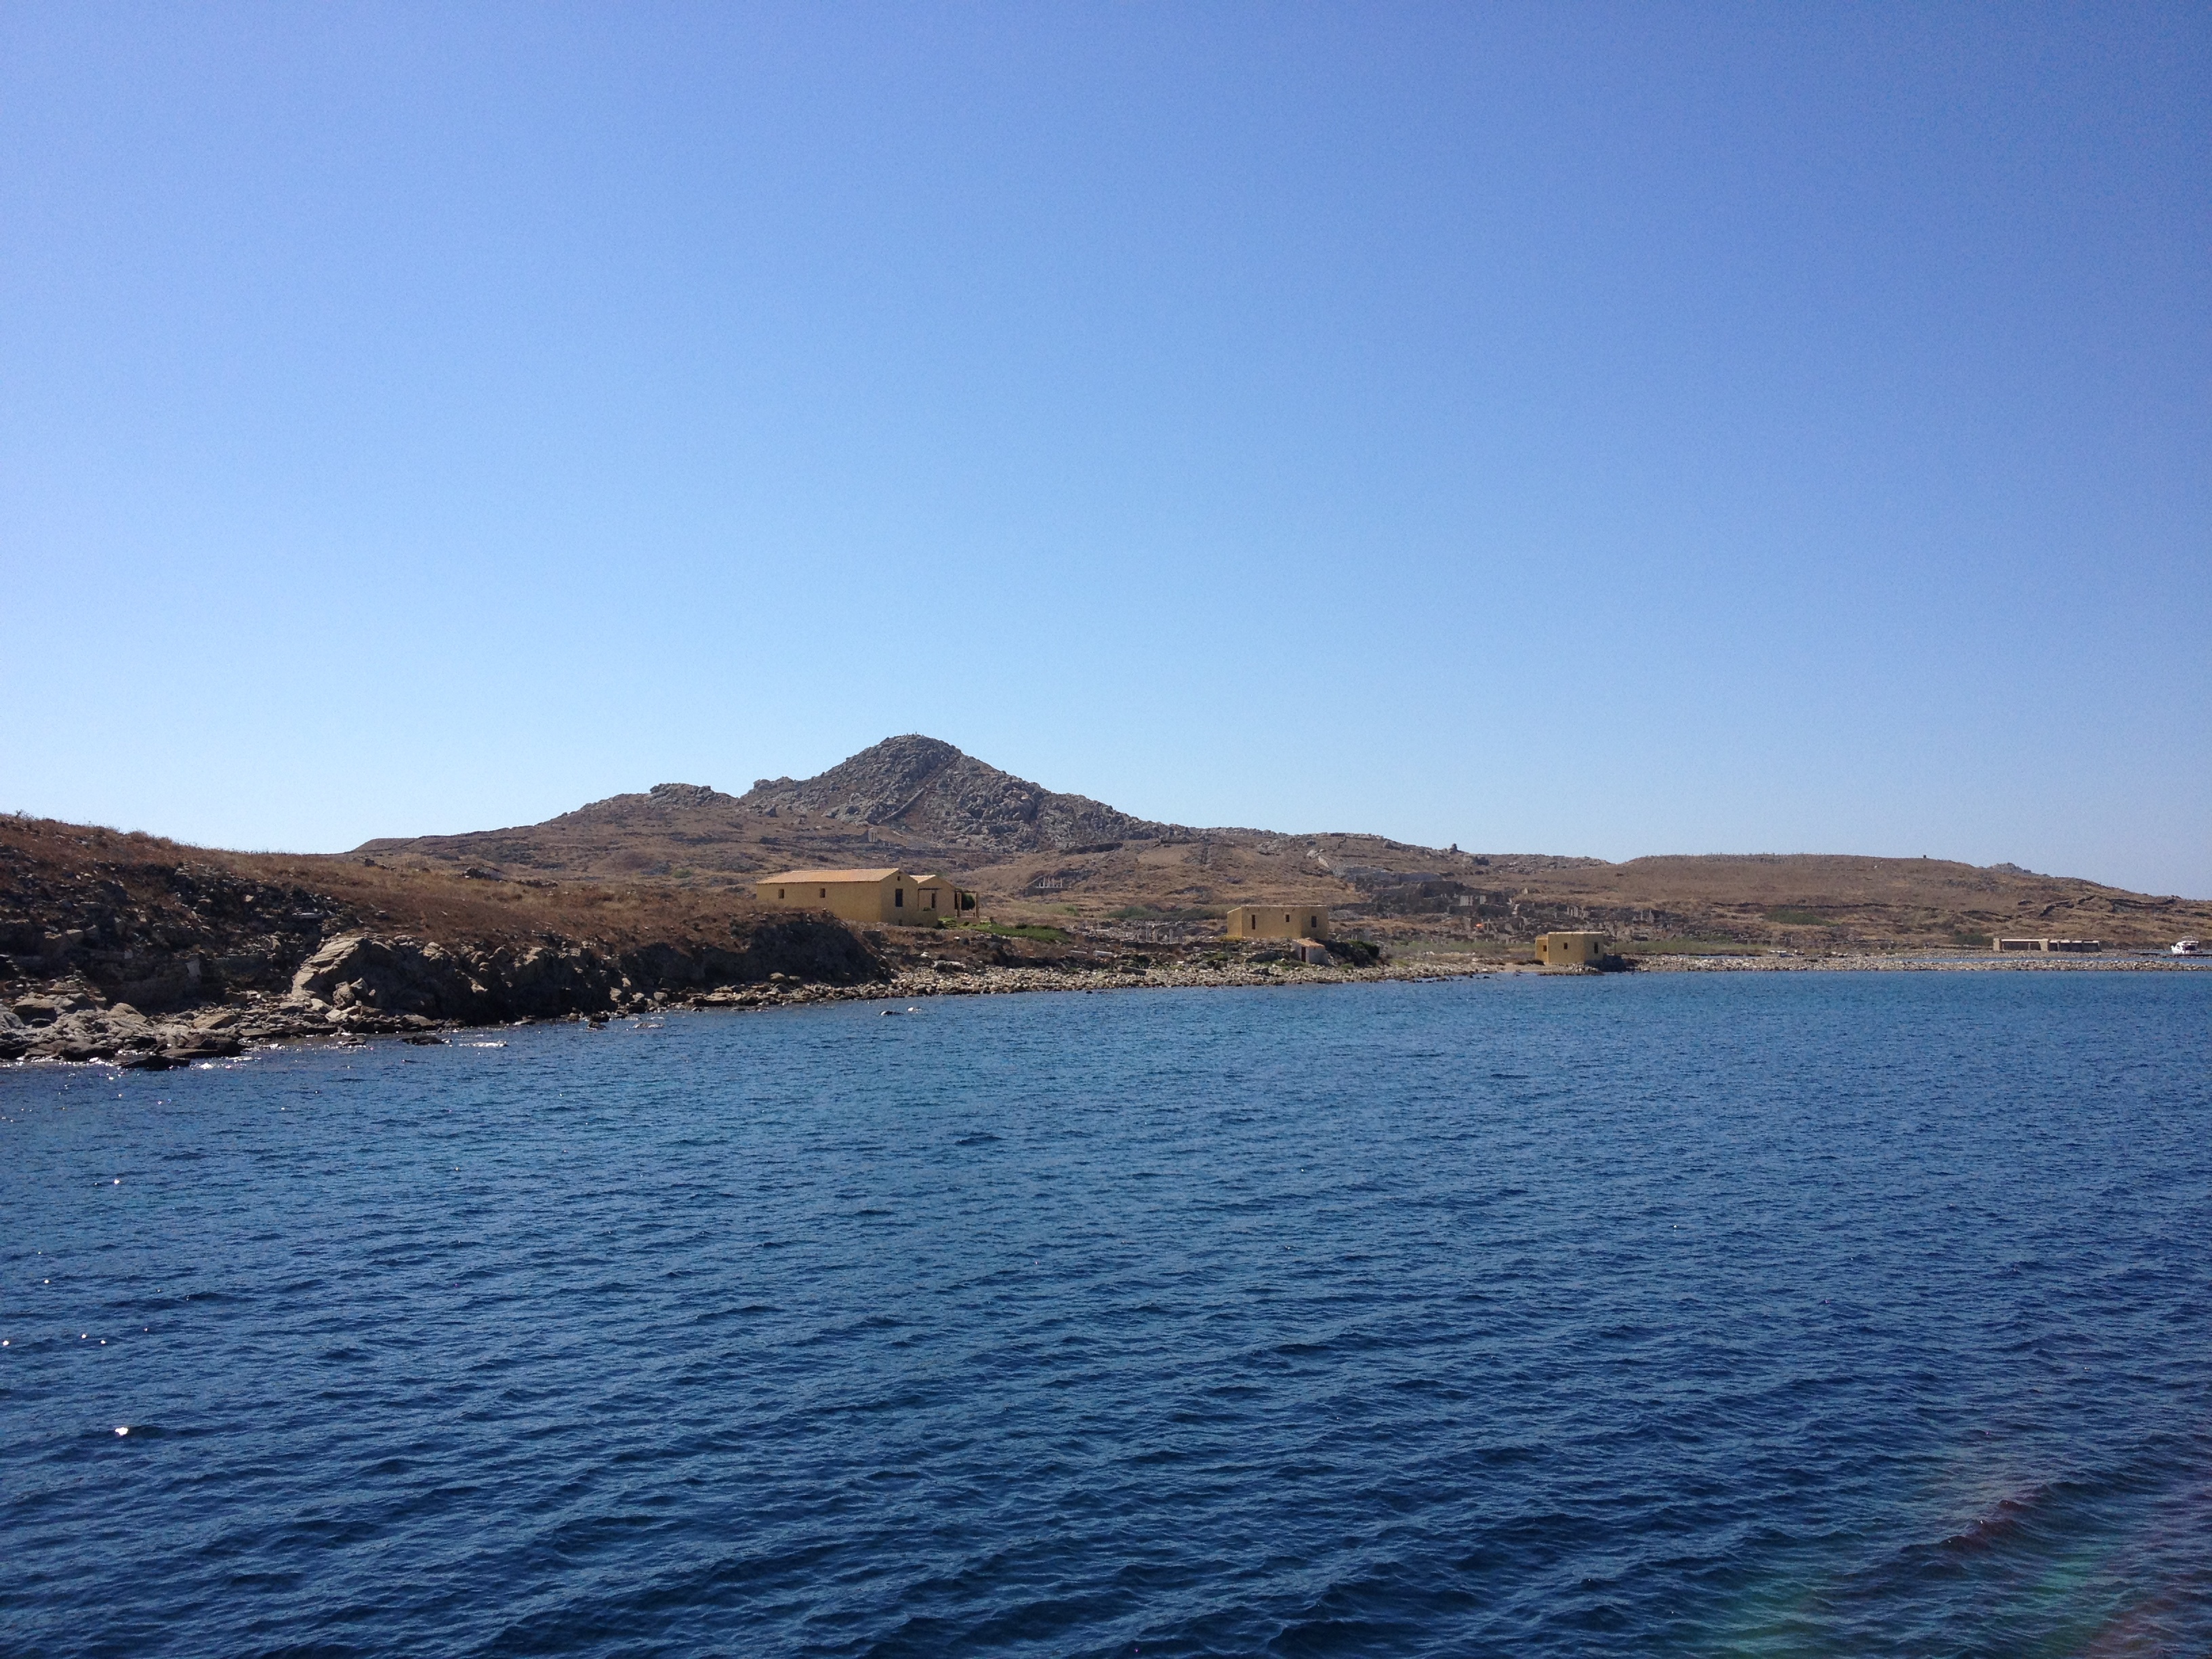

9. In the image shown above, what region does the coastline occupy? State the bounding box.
[7,802,2204,1072]
[844,950,2209,1004]
[5,949,2202,1071]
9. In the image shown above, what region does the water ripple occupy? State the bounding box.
[3,972,2209,1656]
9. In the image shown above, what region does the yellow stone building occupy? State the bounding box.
[913,874,965,919]
[1535,930,1611,967]
[1225,904,1332,942]
[755,867,968,926]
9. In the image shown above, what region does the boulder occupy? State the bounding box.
[35,1011,124,1062]
[291,935,497,1023]
[484,943,621,1017]
[149,1025,243,1059]
[289,933,624,1022]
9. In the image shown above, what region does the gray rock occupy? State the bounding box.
[291,935,497,1023]
[735,735,1172,853]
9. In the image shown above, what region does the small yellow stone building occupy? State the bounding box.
[756,867,968,926]
[913,874,966,918]
[1225,905,1332,942]
[1535,930,1611,967]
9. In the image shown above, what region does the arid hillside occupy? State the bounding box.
[0,812,1077,1016]
[354,735,1166,882]
[1,807,1122,1063]
[350,736,2210,951]
[7,744,2207,1065]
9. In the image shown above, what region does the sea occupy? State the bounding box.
[3,971,2209,1658]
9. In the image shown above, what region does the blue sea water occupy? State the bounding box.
[3,972,2210,1658]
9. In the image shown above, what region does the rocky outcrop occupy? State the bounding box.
[622,916,888,989]
[285,919,888,1030]
[0,853,345,1009]
[1,985,247,1066]
[1,909,895,1063]
[289,935,523,1023]
[1,812,912,1063]
[741,735,1170,852]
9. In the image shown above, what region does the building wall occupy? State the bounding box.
[1536,930,1610,967]
[756,874,928,926]
[912,876,964,920]
[1225,905,1332,941]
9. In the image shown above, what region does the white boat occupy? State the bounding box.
[2174,939,2205,957]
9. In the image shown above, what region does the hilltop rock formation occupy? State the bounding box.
[353,735,1172,880]
[739,735,1168,852]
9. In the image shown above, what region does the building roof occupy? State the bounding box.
[758,867,903,884]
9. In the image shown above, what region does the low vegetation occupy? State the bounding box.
[953,920,1073,943]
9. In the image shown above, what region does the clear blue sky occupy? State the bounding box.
[4,3,2206,895]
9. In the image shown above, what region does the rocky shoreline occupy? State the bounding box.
[6,939,2200,1069]
[0,945,1461,1065]
[0,922,886,1066]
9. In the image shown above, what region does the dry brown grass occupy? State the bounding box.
[17,787,2207,962]
[0,814,785,954]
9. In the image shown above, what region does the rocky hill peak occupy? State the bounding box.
[743,736,962,823]
[644,783,730,810]
[741,735,1168,852]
